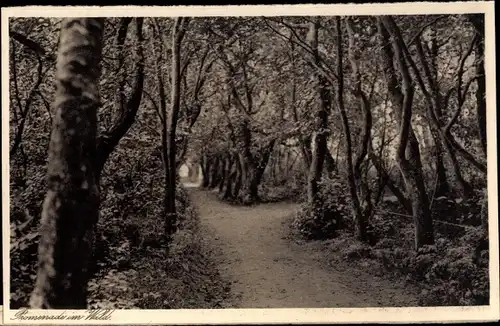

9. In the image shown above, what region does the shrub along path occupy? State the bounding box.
[188,187,419,308]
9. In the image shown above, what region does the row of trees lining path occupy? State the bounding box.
[9,14,487,308]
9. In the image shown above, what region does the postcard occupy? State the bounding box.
[2,2,499,324]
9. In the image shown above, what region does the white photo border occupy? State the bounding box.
[2,2,498,324]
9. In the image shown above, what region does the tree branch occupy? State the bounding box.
[95,18,145,176]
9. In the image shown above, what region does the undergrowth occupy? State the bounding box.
[88,185,232,309]
[291,180,489,306]
[259,172,307,203]
[10,142,232,309]
[291,176,352,240]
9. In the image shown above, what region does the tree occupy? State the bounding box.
[206,18,278,204]
[378,16,434,248]
[150,17,191,243]
[9,20,58,180]
[30,18,104,308]
[305,17,330,208]
[165,17,190,240]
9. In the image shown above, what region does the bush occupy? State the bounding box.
[422,226,489,306]
[304,191,490,307]
[10,164,46,308]
[292,177,351,240]
[368,227,488,306]
[88,184,231,309]
[10,137,228,309]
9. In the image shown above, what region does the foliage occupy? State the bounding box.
[292,176,351,240]
[314,192,489,306]
[259,168,307,203]
[88,186,231,309]
[9,13,490,308]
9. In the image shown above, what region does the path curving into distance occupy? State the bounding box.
[187,186,418,308]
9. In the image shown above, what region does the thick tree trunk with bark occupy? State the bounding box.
[346,18,374,241]
[336,18,364,241]
[233,117,263,203]
[165,18,186,239]
[30,18,104,309]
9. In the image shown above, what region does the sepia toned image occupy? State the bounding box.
[2,3,499,324]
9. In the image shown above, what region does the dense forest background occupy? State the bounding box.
[9,14,489,309]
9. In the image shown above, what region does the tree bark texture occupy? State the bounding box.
[30,18,104,309]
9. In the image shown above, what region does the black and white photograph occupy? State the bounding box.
[2,2,499,324]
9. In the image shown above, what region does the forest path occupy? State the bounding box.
[187,186,418,308]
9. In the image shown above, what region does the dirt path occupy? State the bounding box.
[188,187,419,308]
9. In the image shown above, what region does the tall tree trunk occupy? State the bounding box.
[380,17,434,249]
[336,18,363,239]
[30,18,104,309]
[152,19,171,241]
[347,18,374,240]
[164,17,190,240]
[307,18,329,206]
[235,118,260,202]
